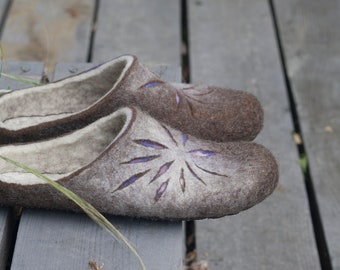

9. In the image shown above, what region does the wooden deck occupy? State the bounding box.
[0,0,339,269]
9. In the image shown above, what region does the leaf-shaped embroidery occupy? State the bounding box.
[162,125,178,146]
[179,168,185,193]
[185,161,206,185]
[175,92,180,105]
[154,179,170,202]
[121,155,160,164]
[133,139,168,149]
[182,134,188,146]
[149,160,174,184]
[113,169,150,192]
[189,149,216,157]
[142,81,162,88]
[194,163,229,178]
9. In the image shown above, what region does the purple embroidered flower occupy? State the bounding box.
[115,125,227,202]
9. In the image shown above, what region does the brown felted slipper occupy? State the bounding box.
[0,55,263,145]
[0,107,278,220]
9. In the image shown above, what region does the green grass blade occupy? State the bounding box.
[298,153,308,174]
[0,155,147,270]
[0,89,11,94]
[0,72,42,86]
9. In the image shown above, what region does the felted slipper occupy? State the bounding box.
[0,107,278,220]
[0,55,263,144]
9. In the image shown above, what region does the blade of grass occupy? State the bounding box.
[0,72,42,86]
[0,155,146,270]
[0,88,11,94]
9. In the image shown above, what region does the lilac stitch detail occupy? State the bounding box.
[185,161,206,185]
[149,160,174,184]
[189,149,216,157]
[143,81,162,88]
[182,134,188,146]
[121,155,160,164]
[133,139,168,149]
[179,168,185,193]
[154,179,170,202]
[114,169,150,191]
[176,92,180,105]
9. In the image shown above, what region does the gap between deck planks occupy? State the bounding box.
[0,61,183,270]
[0,0,182,72]
[92,0,181,66]
[188,0,321,269]
[0,208,10,270]
[273,0,340,268]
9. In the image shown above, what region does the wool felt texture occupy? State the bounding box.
[0,107,278,220]
[0,55,263,145]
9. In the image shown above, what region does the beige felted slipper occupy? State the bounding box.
[0,107,278,220]
[0,55,263,144]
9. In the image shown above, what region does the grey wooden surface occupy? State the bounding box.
[0,61,44,270]
[92,0,181,66]
[189,0,321,269]
[12,211,183,270]
[0,0,9,27]
[0,0,94,74]
[0,208,9,270]
[0,2,10,268]
[2,62,183,270]
[274,0,340,268]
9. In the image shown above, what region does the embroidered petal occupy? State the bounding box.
[176,92,180,105]
[182,134,188,146]
[162,125,178,146]
[154,179,170,202]
[189,149,216,157]
[114,169,150,191]
[149,160,174,184]
[133,139,168,149]
[179,168,185,193]
[185,161,206,185]
[194,163,229,178]
[121,155,160,164]
[142,81,162,88]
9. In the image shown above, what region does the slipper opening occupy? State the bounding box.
[0,56,134,130]
[0,107,133,185]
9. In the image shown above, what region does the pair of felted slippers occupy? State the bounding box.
[0,55,278,220]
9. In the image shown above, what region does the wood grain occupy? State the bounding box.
[0,209,10,270]
[274,0,340,268]
[92,0,181,66]
[189,0,321,268]
[0,0,9,30]
[0,0,94,74]
[11,210,183,270]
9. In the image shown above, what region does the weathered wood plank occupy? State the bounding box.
[0,0,9,28]
[0,61,43,91]
[92,0,181,66]
[0,61,44,270]
[12,210,183,270]
[273,0,340,268]
[10,63,183,270]
[189,0,321,269]
[0,208,10,270]
[0,0,95,73]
